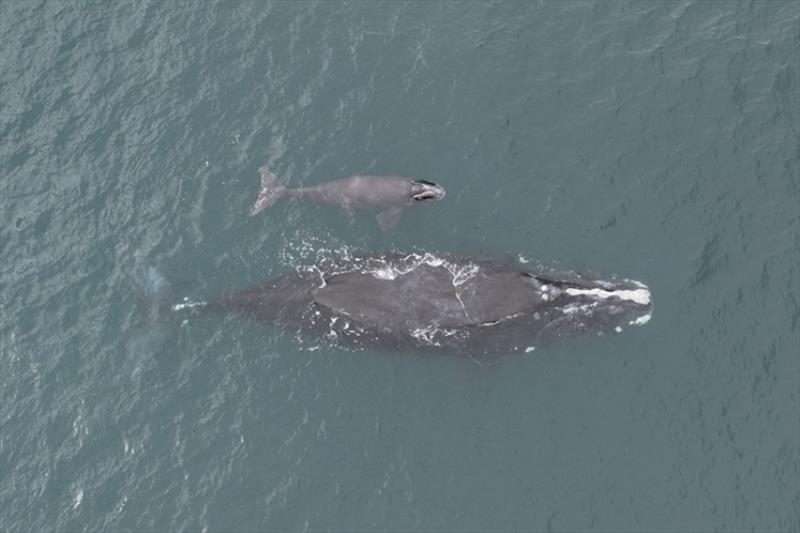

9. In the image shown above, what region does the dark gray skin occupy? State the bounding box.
[174,252,653,356]
[250,168,446,230]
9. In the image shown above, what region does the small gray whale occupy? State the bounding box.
[172,252,653,356]
[249,168,446,230]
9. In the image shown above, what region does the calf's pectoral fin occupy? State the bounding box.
[376,207,404,231]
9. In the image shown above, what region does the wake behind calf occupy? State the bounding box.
[249,167,446,230]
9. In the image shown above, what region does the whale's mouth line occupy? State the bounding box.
[412,190,444,201]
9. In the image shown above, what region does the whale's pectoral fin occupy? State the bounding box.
[376,207,404,231]
[250,167,287,216]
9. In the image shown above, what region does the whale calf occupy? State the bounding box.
[173,252,652,356]
[249,168,446,230]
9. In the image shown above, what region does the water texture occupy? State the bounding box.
[1,1,798,531]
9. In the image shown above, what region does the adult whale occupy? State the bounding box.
[249,168,446,230]
[173,252,652,355]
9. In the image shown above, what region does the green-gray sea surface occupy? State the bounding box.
[1,1,798,531]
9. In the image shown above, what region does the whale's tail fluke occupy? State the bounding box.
[135,266,217,321]
[121,260,180,359]
[125,259,216,361]
[250,167,287,216]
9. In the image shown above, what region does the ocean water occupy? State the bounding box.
[1,1,798,531]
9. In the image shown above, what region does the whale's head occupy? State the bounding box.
[410,179,446,203]
[524,271,653,343]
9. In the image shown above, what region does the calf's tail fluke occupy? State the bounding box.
[250,167,287,215]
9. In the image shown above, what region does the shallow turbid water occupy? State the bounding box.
[2,1,798,531]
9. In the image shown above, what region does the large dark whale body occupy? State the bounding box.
[175,253,652,355]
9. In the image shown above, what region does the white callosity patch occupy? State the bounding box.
[561,301,598,315]
[630,313,652,326]
[564,286,651,306]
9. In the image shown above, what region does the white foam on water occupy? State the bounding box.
[73,488,83,509]
[371,266,397,280]
[172,301,206,311]
[410,325,460,346]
